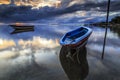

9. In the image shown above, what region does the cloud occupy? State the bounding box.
[0,45,59,79]
[0,39,16,49]
[64,1,120,12]
[0,36,59,50]
[0,50,18,59]
[0,36,60,79]
[18,36,59,49]
[0,1,119,22]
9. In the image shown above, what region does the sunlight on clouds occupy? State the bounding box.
[18,36,59,49]
[0,0,62,8]
[37,2,53,8]
[68,0,85,7]
[34,0,61,9]
[0,0,9,4]
[0,36,60,60]
[0,37,60,78]
[76,11,87,17]
[0,37,59,50]
[0,39,16,49]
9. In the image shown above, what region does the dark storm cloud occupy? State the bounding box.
[50,1,120,16]
[65,1,120,12]
[0,1,119,22]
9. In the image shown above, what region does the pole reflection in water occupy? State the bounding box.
[59,46,89,80]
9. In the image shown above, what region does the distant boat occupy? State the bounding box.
[60,27,92,48]
[9,24,34,29]
[9,23,34,34]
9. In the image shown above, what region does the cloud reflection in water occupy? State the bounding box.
[0,36,62,80]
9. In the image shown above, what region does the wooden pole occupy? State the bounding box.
[102,0,111,59]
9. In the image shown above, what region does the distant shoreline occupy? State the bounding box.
[88,16,120,27]
[88,23,120,27]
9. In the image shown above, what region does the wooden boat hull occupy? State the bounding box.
[9,25,34,34]
[9,25,34,28]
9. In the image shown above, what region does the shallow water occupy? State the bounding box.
[0,24,120,80]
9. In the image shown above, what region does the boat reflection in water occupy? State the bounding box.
[59,46,89,80]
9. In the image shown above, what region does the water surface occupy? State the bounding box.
[0,24,120,80]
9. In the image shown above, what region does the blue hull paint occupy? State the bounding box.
[60,27,92,47]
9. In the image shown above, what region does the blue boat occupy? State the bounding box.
[60,27,92,48]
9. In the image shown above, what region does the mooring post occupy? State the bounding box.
[102,0,111,59]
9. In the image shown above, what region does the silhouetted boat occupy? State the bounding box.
[9,23,34,34]
[9,24,34,29]
[60,27,92,47]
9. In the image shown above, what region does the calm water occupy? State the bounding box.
[0,24,120,80]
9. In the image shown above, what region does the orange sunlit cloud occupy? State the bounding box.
[0,37,59,50]
[0,0,9,4]
[0,39,16,49]
[18,36,59,49]
[0,0,62,8]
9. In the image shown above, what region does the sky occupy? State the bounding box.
[0,0,119,23]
